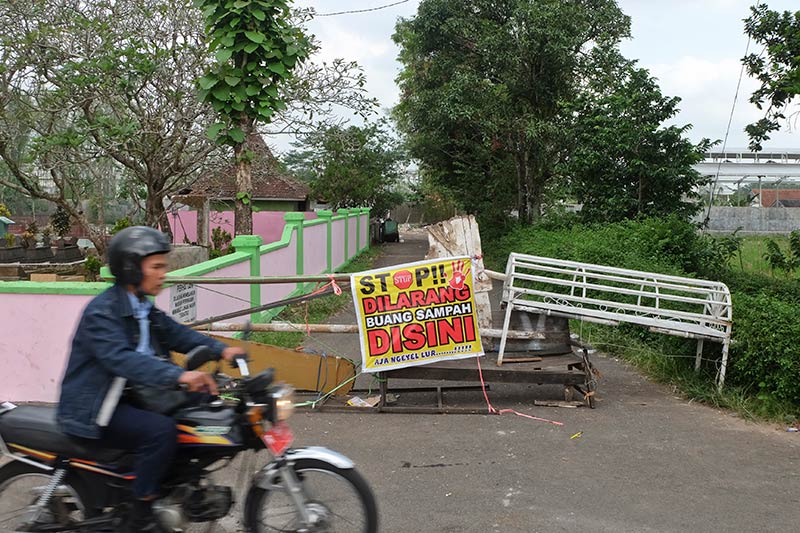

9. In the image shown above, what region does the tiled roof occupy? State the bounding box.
[185,134,309,201]
[758,189,800,208]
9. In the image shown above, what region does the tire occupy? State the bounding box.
[0,461,94,532]
[244,459,378,533]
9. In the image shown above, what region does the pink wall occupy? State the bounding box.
[155,259,252,326]
[172,211,316,246]
[349,218,358,257]
[0,293,96,403]
[331,219,346,269]
[304,223,328,275]
[260,241,297,307]
[1,211,369,403]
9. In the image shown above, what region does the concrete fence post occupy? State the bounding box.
[351,207,362,252]
[337,208,349,262]
[316,209,333,273]
[231,235,263,320]
[284,212,306,290]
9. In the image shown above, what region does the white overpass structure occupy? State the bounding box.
[693,149,800,185]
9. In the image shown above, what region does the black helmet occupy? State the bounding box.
[108,226,171,286]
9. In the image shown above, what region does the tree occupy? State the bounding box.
[743,4,800,151]
[197,0,311,236]
[567,52,711,222]
[393,0,630,223]
[285,121,407,216]
[0,0,226,250]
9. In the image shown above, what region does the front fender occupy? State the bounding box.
[284,446,355,469]
[251,446,355,490]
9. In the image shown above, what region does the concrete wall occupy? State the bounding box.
[0,209,371,403]
[168,245,209,271]
[695,207,800,234]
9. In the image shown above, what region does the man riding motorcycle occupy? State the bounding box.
[56,226,245,532]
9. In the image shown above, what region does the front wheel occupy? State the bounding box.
[244,459,378,533]
[0,461,93,531]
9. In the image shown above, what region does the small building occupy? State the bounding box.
[179,134,310,212]
[174,134,311,245]
[0,216,15,238]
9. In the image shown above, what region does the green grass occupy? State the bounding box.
[251,247,382,348]
[578,321,800,424]
[731,235,789,274]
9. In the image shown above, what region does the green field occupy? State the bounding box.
[731,235,790,274]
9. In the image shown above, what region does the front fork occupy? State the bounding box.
[278,462,314,526]
[249,446,356,529]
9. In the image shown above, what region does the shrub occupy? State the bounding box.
[728,293,800,404]
[84,254,102,281]
[210,227,233,259]
[111,217,132,235]
[50,207,72,238]
[719,270,800,306]
[761,230,800,277]
[485,216,726,277]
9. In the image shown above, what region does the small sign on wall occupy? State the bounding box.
[170,284,197,323]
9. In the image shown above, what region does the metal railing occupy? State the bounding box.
[499,253,733,387]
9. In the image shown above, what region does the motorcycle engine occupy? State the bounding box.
[153,484,233,530]
[183,484,233,522]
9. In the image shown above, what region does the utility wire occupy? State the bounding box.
[317,0,410,17]
[704,34,752,228]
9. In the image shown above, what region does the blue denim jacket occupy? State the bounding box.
[57,284,227,438]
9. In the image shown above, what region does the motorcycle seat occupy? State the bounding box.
[0,405,129,464]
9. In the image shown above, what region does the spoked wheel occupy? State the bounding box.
[244,459,378,533]
[0,461,92,532]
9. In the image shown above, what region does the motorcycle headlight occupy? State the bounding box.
[271,384,295,422]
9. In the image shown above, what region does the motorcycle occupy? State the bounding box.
[0,346,378,532]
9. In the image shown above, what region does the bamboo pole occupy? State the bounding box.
[106,274,354,285]
[196,321,546,339]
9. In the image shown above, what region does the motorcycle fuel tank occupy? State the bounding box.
[174,405,242,446]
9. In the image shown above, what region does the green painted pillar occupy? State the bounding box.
[316,209,333,273]
[284,212,306,290]
[337,208,349,261]
[231,235,263,319]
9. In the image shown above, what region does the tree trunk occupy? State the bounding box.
[234,141,253,236]
[234,118,254,236]
[145,190,174,242]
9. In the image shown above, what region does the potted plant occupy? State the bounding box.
[23,221,53,262]
[0,233,24,263]
[50,206,71,245]
[51,207,82,261]
[41,225,53,247]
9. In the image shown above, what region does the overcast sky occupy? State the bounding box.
[280,0,800,153]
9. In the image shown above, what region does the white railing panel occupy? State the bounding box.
[499,252,733,388]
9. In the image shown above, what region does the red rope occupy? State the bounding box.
[303,275,344,335]
[476,356,564,426]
